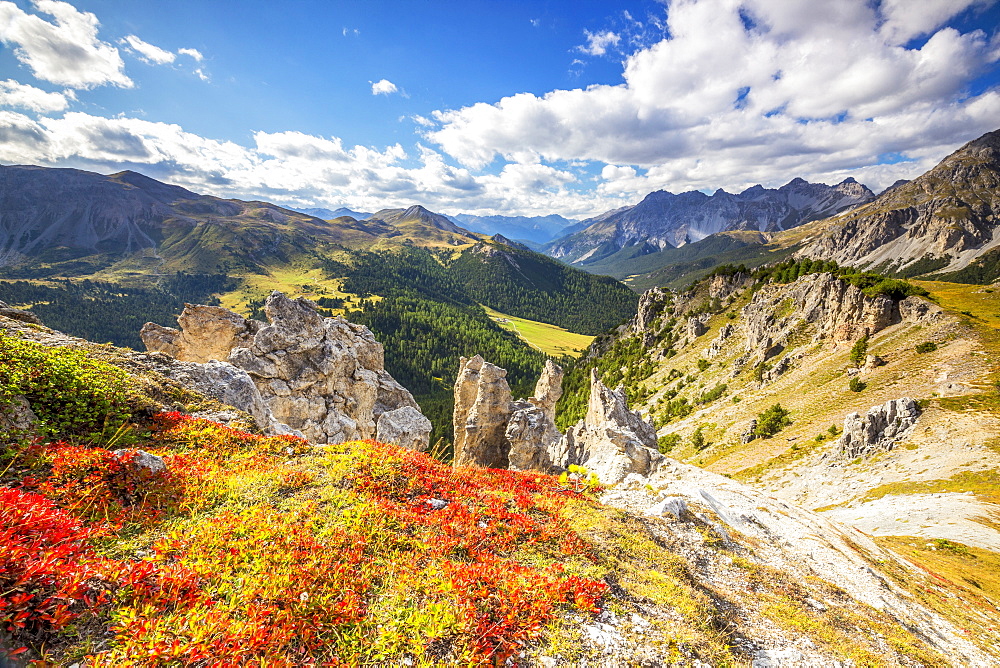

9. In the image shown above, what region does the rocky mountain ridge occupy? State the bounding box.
[797,129,1000,276]
[546,177,874,266]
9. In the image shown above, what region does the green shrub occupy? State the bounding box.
[849,377,867,392]
[690,426,707,451]
[657,433,681,453]
[697,358,710,371]
[849,335,869,366]
[0,332,130,438]
[915,341,938,354]
[753,404,791,439]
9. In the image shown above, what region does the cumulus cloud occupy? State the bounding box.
[879,0,995,44]
[0,79,72,112]
[122,35,175,65]
[426,0,1000,199]
[178,47,203,61]
[0,0,131,89]
[578,29,621,56]
[371,79,398,95]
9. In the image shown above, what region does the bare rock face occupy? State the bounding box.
[743,272,895,353]
[556,370,663,484]
[112,448,167,475]
[141,305,263,363]
[834,397,921,460]
[142,292,425,447]
[899,296,943,323]
[706,323,734,359]
[686,315,709,339]
[452,355,514,468]
[140,355,298,437]
[507,360,564,471]
[229,292,423,446]
[376,406,432,452]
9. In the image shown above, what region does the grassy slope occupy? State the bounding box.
[481,305,594,358]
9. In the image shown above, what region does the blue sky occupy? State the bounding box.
[0,0,998,219]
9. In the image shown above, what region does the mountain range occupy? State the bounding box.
[546,177,875,267]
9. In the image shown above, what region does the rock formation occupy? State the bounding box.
[555,370,663,484]
[834,397,921,459]
[742,272,895,352]
[507,360,564,471]
[143,292,428,448]
[141,305,262,363]
[899,295,943,323]
[452,355,514,468]
[0,300,42,326]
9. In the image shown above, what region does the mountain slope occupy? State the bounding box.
[797,128,1000,277]
[546,178,874,268]
[364,205,480,249]
[448,236,639,335]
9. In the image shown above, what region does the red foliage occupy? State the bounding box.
[0,488,111,656]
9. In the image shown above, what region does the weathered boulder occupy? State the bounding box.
[229,292,423,445]
[741,419,757,444]
[899,296,943,323]
[112,448,166,475]
[141,305,263,363]
[0,396,37,432]
[686,315,709,339]
[376,406,432,452]
[834,398,921,459]
[452,355,513,468]
[556,370,663,484]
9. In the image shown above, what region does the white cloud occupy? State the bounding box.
[178,47,203,61]
[193,68,209,82]
[0,0,131,89]
[122,34,175,65]
[879,0,995,45]
[578,29,621,56]
[0,79,71,112]
[371,78,398,95]
[427,0,1000,200]
[342,27,360,37]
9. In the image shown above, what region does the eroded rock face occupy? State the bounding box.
[556,370,663,484]
[452,355,513,468]
[507,360,565,472]
[743,272,895,352]
[1,396,37,432]
[140,355,298,437]
[0,300,42,326]
[834,397,921,459]
[142,292,426,447]
[229,292,423,446]
[141,305,263,363]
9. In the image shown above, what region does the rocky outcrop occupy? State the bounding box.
[141,305,263,363]
[112,448,167,475]
[229,293,423,446]
[139,355,298,436]
[0,300,42,325]
[705,323,734,359]
[556,370,663,484]
[834,398,921,459]
[899,296,943,323]
[143,292,426,448]
[685,315,709,339]
[742,272,895,352]
[376,406,432,452]
[507,361,564,471]
[452,355,514,468]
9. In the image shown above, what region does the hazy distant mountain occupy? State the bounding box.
[365,205,481,247]
[294,206,372,220]
[798,128,1000,280]
[448,213,577,244]
[546,178,875,267]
